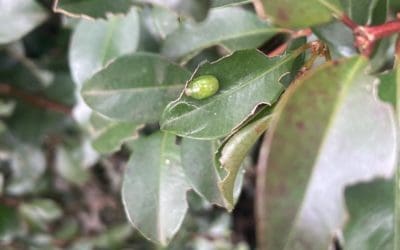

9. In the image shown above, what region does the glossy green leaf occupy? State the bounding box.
[257,57,397,250]
[53,0,136,19]
[344,179,394,249]
[0,0,48,44]
[69,8,140,85]
[122,132,190,246]
[162,7,286,61]
[181,139,225,206]
[218,114,271,210]
[82,52,190,123]
[260,0,343,29]
[90,113,139,154]
[161,49,302,139]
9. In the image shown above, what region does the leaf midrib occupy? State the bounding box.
[83,84,184,96]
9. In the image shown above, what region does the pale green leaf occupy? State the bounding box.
[181,139,225,206]
[69,8,140,85]
[122,132,190,246]
[0,0,48,44]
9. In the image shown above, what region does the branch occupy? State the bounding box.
[0,83,72,115]
[340,14,400,56]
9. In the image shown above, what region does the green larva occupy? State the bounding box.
[184,75,219,100]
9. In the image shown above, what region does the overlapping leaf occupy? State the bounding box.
[161,49,302,139]
[81,53,190,123]
[344,179,394,249]
[89,113,139,154]
[136,0,211,21]
[181,139,225,206]
[69,8,140,85]
[218,114,271,210]
[162,7,286,61]
[122,132,190,246]
[53,0,137,19]
[257,57,397,250]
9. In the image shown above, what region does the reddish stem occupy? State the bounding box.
[397,35,400,57]
[341,14,358,30]
[358,20,400,41]
[0,83,72,115]
[340,14,400,57]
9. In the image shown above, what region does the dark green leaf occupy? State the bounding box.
[161,49,302,139]
[339,0,388,25]
[81,52,190,123]
[0,205,20,242]
[162,7,286,61]
[53,0,137,19]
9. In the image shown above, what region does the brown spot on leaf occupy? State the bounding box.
[277,7,289,22]
[296,121,305,130]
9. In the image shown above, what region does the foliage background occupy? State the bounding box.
[1,0,400,249]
